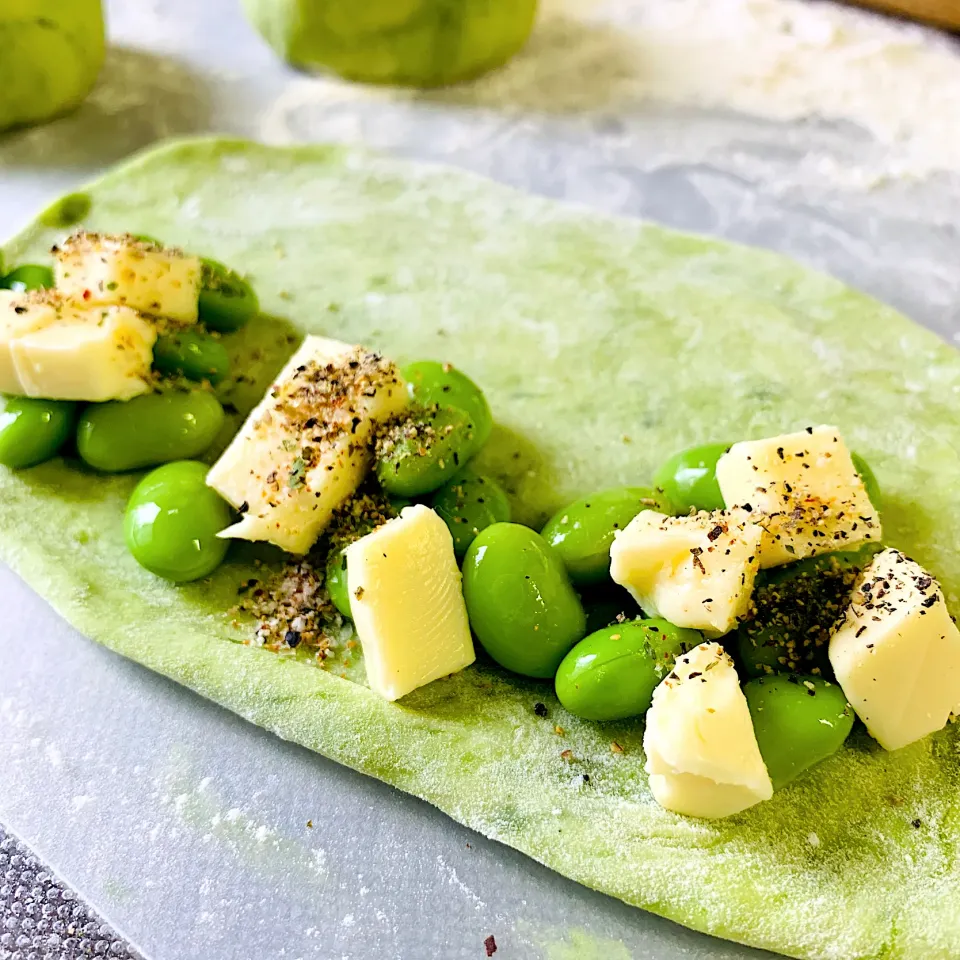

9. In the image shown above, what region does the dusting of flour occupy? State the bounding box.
[261,0,960,187]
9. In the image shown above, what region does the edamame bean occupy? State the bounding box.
[431,469,511,558]
[743,674,854,789]
[402,360,492,458]
[153,330,230,384]
[555,618,702,721]
[541,487,667,585]
[0,264,54,292]
[124,460,232,582]
[77,389,225,472]
[462,523,586,678]
[652,442,730,514]
[326,549,353,619]
[851,451,881,511]
[198,258,259,333]
[0,396,77,468]
[375,405,475,498]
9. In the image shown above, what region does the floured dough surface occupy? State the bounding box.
[2,138,960,960]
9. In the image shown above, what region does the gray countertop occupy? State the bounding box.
[1,2,958,959]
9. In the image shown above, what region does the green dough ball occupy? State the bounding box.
[241,0,538,87]
[0,1,106,132]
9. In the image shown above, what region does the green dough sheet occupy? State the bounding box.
[3,139,960,960]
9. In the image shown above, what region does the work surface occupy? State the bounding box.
[1,2,959,959]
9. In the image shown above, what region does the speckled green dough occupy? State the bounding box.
[0,0,105,131]
[39,192,92,229]
[2,140,960,960]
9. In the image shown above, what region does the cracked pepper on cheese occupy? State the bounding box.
[715,426,881,568]
[0,289,156,401]
[829,548,960,751]
[53,232,202,324]
[609,508,762,637]
[207,335,408,554]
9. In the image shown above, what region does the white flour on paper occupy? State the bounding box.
[260,0,960,186]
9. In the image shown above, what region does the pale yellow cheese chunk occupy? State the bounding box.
[207,336,408,554]
[715,425,881,568]
[0,292,156,401]
[0,291,59,394]
[829,548,960,751]
[644,642,773,819]
[54,233,202,323]
[609,508,762,637]
[346,505,476,702]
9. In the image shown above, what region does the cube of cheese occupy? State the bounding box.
[0,291,60,394]
[715,426,881,568]
[207,336,408,554]
[0,292,156,401]
[609,509,762,637]
[644,641,773,819]
[829,548,960,751]
[346,505,476,702]
[54,233,202,324]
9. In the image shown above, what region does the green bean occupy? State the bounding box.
[153,330,230,384]
[430,469,511,558]
[555,618,701,721]
[0,396,77,468]
[77,389,224,472]
[462,523,586,678]
[125,460,232,582]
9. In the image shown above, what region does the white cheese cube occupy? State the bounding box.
[0,291,61,394]
[54,233,202,323]
[829,548,960,751]
[12,305,156,402]
[609,509,762,637]
[346,505,476,702]
[715,425,881,568]
[0,292,156,401]
[207,336,408,554]
[644,641,773,819]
